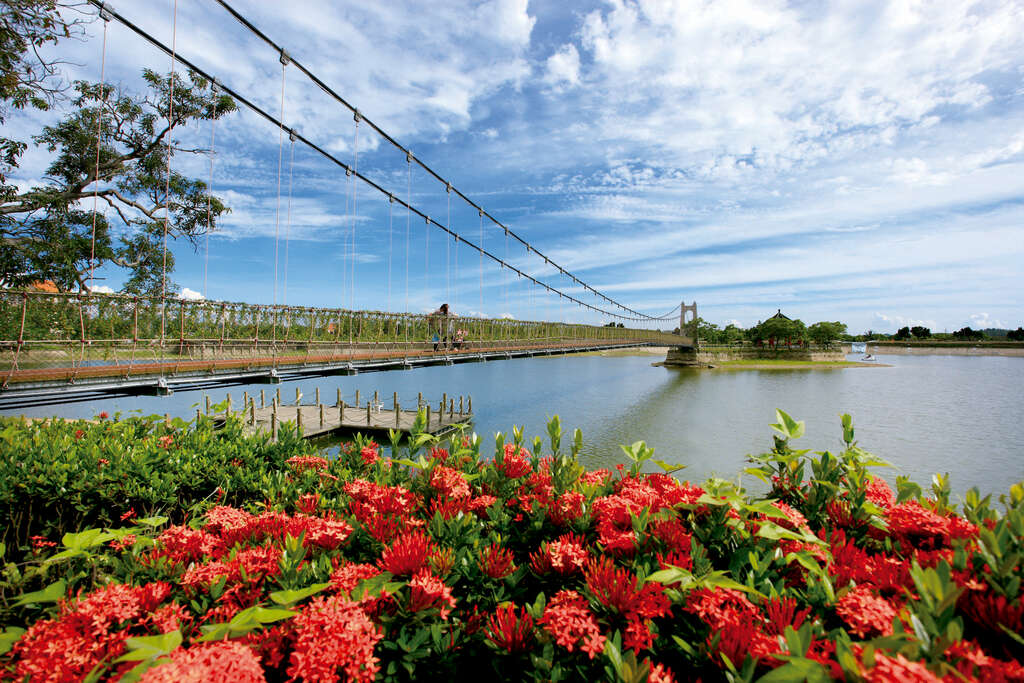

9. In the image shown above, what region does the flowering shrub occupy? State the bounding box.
[0,410,1021,681]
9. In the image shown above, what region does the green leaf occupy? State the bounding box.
[134,516,169,528]
[14,579,66,606]
[114,631,182,663]
[269,582,329,606]
[757,658,830,683]
[62,528,114,550]
[0,627,25,655]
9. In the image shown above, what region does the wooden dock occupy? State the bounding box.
[204,387,472,441]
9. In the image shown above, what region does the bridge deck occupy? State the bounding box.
[0,339,663,403]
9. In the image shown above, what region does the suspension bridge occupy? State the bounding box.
[0,1,698,405]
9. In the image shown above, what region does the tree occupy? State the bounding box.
[1008,327,1024,342]
[894,326,911,341]
[807,321,847,348]
[910,326,931,339]
[1,1,88,182]
[1,70,236,293]
[952,327,985,341]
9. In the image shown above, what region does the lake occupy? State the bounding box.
[3,352,1022,499]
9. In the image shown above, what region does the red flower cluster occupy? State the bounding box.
[539,589,605,658]
[486,604,534,653]
[430,464,471,499]
[378,530,433,576]
[478,544,516,579]
[286,595,382,682]
[139,641,265,683]
[530,531,589,575]
[499,443,532,478]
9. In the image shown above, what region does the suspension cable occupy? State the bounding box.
[91,1,655,321]
[283,129,296,306]
[208,0,658,321]
[88,11,109,292]
[160,0,178,346]
[350,112,359,310]
[386,192,393,312]
[273,51,288,311]
[203,81,218,299]
[405,152,411,314]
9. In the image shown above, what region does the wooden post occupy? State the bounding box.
[393,391,398,410]
[417,391,422,408]
[250,401,256,426]
[339,400,345,424]
[395,401,400,428]
[442,392,447,412]
[226,393,232,415]
[366,401,371,425]
[195,408,201,425]
[459,395,463,416]
[315,387,320,405]
[295,386,301,406]
[272,400,278,441]
[276,387,281,404]
[449,398,454,418]
[297,405,303,435]
[205,394,211,414]
[468,395,472,414]
[319,403,325,427]
[355,389,360,408]
[260,389,265,409]
[243,391,249,409]
[164,413,170,428]
[336,388,342,406]
[373,390,379,406]
[426,404,431,430]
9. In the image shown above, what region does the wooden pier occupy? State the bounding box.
[204,387,472,441]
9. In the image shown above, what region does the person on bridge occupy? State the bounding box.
[429,303,455,350]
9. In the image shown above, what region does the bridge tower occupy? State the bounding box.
[680,301,698,349]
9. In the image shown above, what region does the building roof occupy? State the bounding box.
[767,309,791,321]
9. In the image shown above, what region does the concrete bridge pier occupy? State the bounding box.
[659,300,703,367]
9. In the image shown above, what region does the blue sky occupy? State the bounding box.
[8,0,1024,333]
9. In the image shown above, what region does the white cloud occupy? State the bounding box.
[968,313,1007,329]
[89,285,115,294]
[179,288,205,301]
[544,44,580,87]
[872,313,938,333]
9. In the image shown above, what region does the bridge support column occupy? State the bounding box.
[662,346,702,367]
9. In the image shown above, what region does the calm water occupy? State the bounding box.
[4,353,1022,498]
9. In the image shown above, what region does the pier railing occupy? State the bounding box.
[0,289,688,388]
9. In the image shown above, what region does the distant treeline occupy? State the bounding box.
[660,318,1024,346]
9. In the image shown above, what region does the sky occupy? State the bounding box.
[7,0,1024,333]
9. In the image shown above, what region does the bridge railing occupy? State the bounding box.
[0,289,687,386]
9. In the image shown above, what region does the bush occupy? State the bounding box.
[0,412,1021,681]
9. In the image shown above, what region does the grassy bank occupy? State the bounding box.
[713,359,881,369]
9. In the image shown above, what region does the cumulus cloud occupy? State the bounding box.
[89,285,115,294]
[179,288,205,301]
[544,44,581,87]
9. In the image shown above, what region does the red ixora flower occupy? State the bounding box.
[485,604,535,653]
[285,455,329,472]
[157,435,174,449]
[407,569,456,619]
[430,465,471,499]
[378,530,433,576]
[499,443,532,478]
[836,586,898,638]
[360,441,380,466]
[478,544,516,579]
[74,429,85,439]
[139,641,265,682]
[530,532,590,576]
[287,595,382,683]
[98,411,109,420]
[539,590,605,659]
